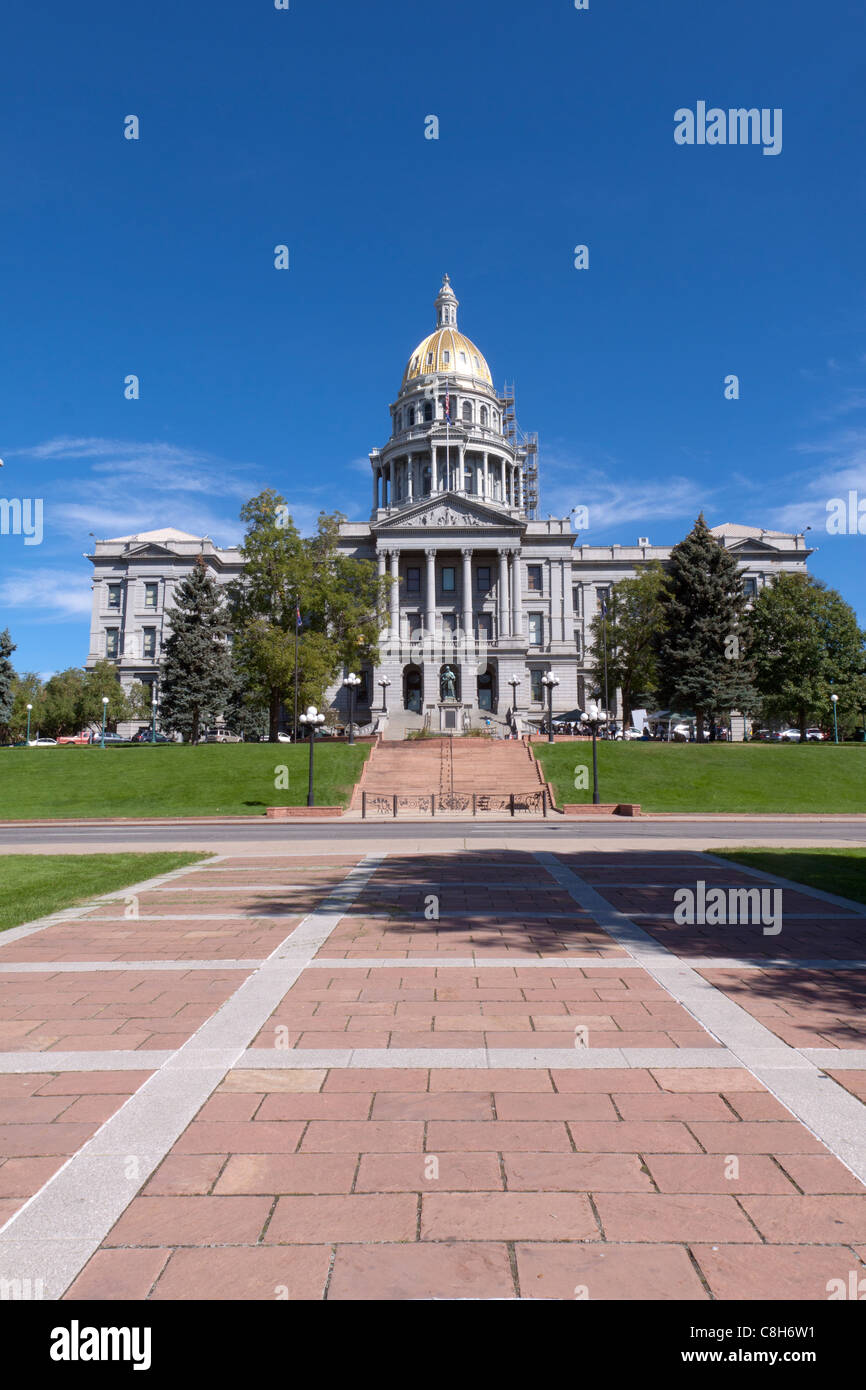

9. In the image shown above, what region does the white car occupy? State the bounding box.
[620,727,644,741]
[276,732,293,742]
[27,738,57,746]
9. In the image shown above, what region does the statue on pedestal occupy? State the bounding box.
[440,665,457,701]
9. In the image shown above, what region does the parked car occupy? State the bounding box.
[56,731,93,745]
[27,737,57,746]
[619,727,644,741]
[131,728,174,743]
[805,728,826,741]
[199,729,242,744]
[276,732,293,743]
[778,728,802,742]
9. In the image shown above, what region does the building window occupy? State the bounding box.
[142,628,156,659]
[462,401,472,422]
[530,669,544,703]
[105,629,119,658]
[424,401,433,422]
[459,351,467,364]
[426,352,433,366]
[406,566,421,593]
[527,565,543,592]
[442,612,458,634]
[743,576,758,597]
[575,632,582,660]
[144,582,158,608]
[443,350,450,365]
[477,613,493,640]
[477,566,491,591]
[480,405,488,426]
[107,584,121,610]
[441,566,455,592]
[572,585,582,616]
[596,585,611,611]
[528,613,543,646]
[473,356,480,371]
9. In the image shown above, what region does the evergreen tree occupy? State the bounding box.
[656,514,756,740]
[159,558,233,744]
[0,629,16,741]
[589,563,667,730]
[748,573,865,739]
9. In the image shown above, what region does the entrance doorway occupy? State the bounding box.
[477,666,496,712]
[403,665,422,713]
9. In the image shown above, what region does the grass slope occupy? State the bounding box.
[0,852,206,931]
[534,742,866,814]
[0,743,370,820]
[713,848,866,907]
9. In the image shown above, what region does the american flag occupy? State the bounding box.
[296,603,302,629]
[444,388,450,422]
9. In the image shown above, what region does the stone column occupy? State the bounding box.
[498,548,510,640]
[425,547,437,635]
[458,444,466,494]
[461,548,473,646]
[377,550,386,582]
[511,548,523,639]
[517,467,524,511]
[389,549,400,644]
[500,457,506,502]
[483,452,489,499]
[388,458,395,508]
[372,469,379,511]
[431,445,439,493]
[407,455,414,502]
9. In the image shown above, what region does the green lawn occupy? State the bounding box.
[534,741,866,814]
[0,743,371,819]
[713,848,866,907]
[0,853,207,931]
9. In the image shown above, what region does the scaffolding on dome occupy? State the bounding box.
[499,381,539,518]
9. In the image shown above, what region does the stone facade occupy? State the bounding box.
[84,279,813,735]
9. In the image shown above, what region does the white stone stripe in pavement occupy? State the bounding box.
[3,953,862,975]
[0,854,383,1300]
[537,851,866,1185]
[4,1044,866,1074]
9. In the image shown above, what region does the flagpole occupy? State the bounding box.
[602,597,610,736]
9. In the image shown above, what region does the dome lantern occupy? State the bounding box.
[434,273,459,329]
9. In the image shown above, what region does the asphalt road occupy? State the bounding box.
[1,818,865,849]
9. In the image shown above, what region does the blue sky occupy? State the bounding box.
[1,0,865,675]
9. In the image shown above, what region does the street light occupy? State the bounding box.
[541,671,560,743]
[298,704,325,806]
[25,702,33,745]
[100,696,110,749]
[151,691,158,744]
[586,699,607,805]
[379,675,391,712]
[831,693,839,745]
[344,672,361,745]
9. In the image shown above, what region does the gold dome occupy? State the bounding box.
[402,328,493,387]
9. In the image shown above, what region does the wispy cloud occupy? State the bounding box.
[0,568,92,618]
[764,428,866,533]
[540,449,709,534]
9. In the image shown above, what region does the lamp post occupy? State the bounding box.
[100,696,109,749]
[541,671,560,743]
[379,675,391,712]
[344,672,361,745]
[25,703,32,745]
[298,704,325,806]
[151,692,158,744]
[586,699,606,805]
[831,693,839,745]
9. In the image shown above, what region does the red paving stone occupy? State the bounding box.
[3,850,866,1301]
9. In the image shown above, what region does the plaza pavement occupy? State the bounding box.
[0,844,864,1301]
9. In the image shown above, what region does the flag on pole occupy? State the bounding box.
[296,603,302,629]
[444,388,450,422]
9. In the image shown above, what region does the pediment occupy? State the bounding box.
[123,542,183,558]
[724,537,782,554]
[374,493,523,534]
